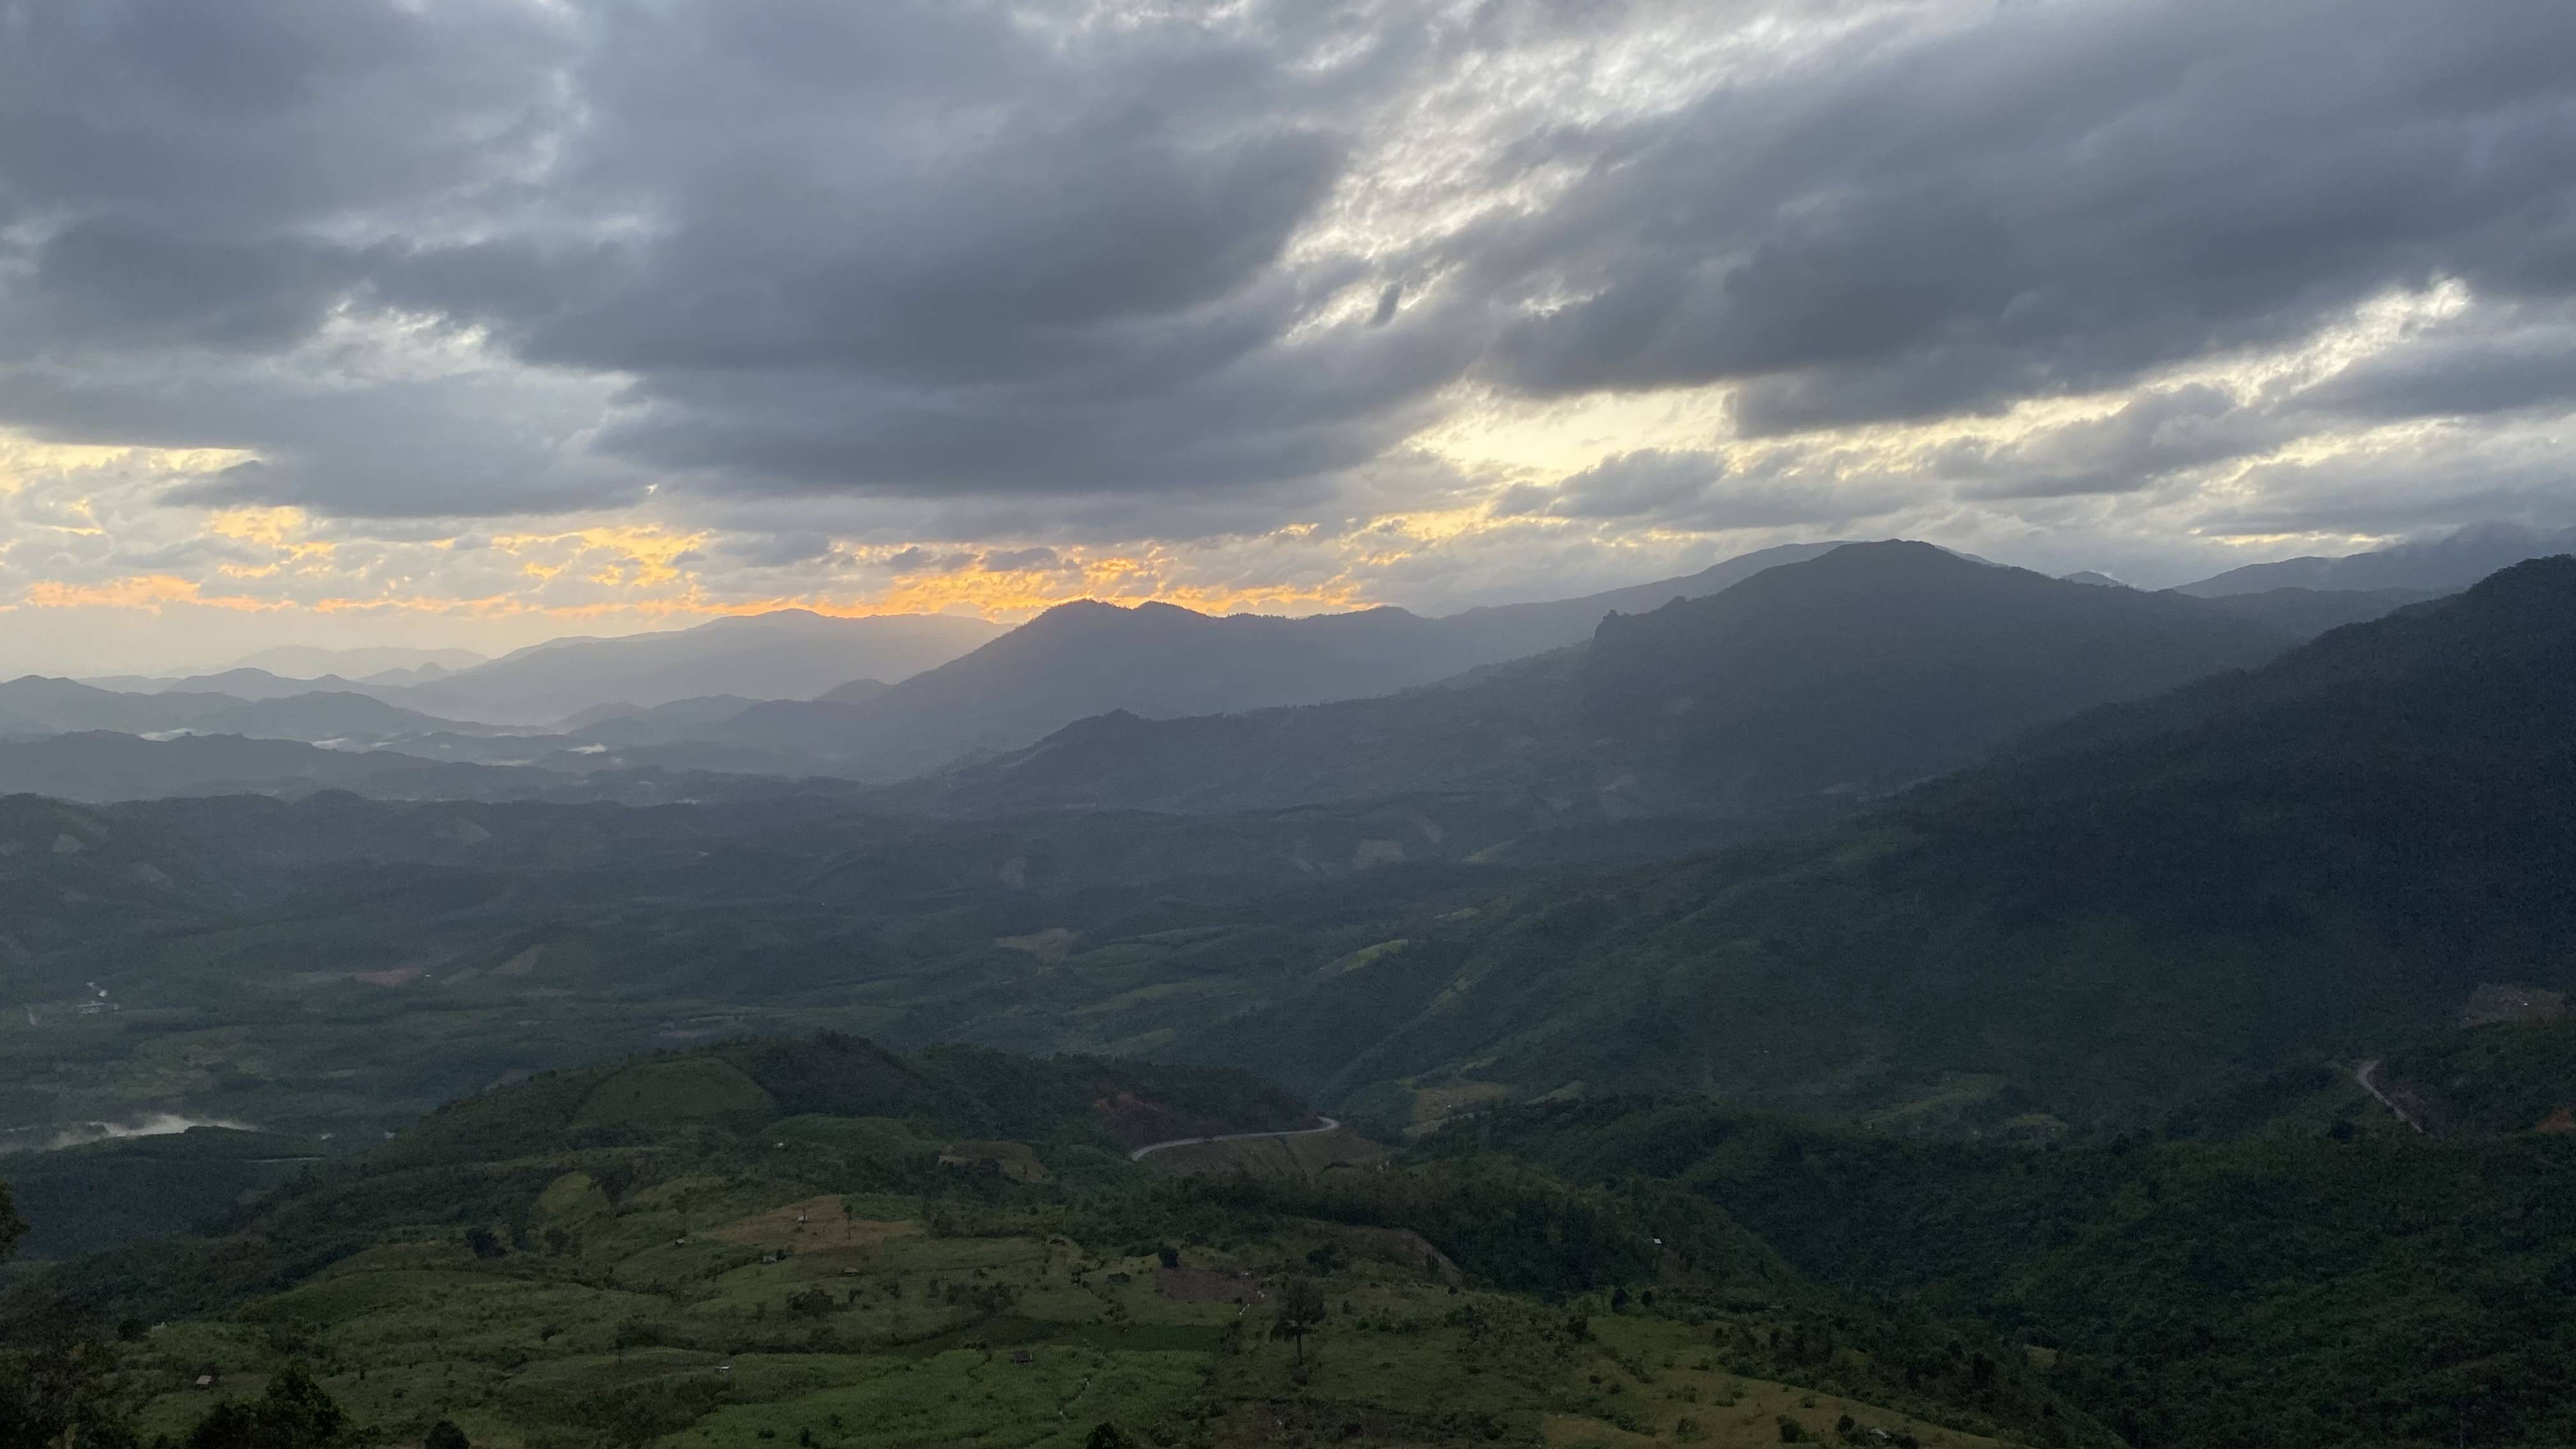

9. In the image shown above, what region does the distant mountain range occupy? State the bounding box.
[0,731,860,806]
[380,610,1002,724]
[73,613,997,728]
[681,599,1554,779]
[2174,521,2576,595]
[4,543,1876,792]
[0,677,505,743]
[1429,539,1854,645]
[419,528,2576,784]
[75,667,410,703]
[895,543,2320,819]
[17,526,2570,805]
[231,644,491,678]
[536,542,1860,778]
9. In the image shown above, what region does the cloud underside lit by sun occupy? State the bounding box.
[2,0,2575,671]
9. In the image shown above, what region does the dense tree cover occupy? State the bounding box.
[2366,1016,2576,1135]
[1448,1096,2576,1448]
[377,1033,1312,1163]
[0,1295,140,1449]
[2,1129,325,1261]
[1064,1153,1797,1302]
[0,1180,146,1449]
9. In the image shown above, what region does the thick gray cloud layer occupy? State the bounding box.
[1480,0,2576,427]
[2,0,2575,537]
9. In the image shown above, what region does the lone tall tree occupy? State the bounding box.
[183,1364,349,1449]
[1272,1276,1327,1365]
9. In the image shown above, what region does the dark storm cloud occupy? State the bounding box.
[977,548,1072,574]
[2299,321,2576,421]
[2191,447,2576,539]
[695,531,838,570]
[0,0,570,235]
[1496,449,1724,520]
[19,216,363,355]
[1481,0,2576,433]
[1946,385,2287,501]
[1498,448,1910,531]
[0,362,626,518]
[0,0,1492,512]
[881,548,977,575]
[579,294,1475,500]
[362,0,1491,502]
[3,0,2576,527]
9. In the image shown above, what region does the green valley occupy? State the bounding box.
[4,550,2574,1449]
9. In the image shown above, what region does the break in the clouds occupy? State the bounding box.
[4,0,2576,668]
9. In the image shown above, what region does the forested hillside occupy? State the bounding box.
[1170,558,2576,1128]
[1443,1094,2576,1449]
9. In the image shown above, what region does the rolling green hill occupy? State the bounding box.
[10,1030,2566,1448]
[0,1035,2120,1449]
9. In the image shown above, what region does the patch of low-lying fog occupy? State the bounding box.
[4,1114,261,1153]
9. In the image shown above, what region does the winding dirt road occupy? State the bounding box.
[2354,1059,2426,1134]
[1128,1116,1342,1162]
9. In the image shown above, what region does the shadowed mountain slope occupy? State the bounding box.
[694,601,1584,779]
[667,544,1862,779]
[903,542,2301,819]
[1170,556,2576,1130]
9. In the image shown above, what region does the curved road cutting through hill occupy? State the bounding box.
[1129,1116,1341,1162]
[2355,1059,2426,1134]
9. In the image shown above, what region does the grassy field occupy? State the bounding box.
[108,1175,2039,1449]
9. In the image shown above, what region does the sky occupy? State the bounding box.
[4,0,2575,675]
